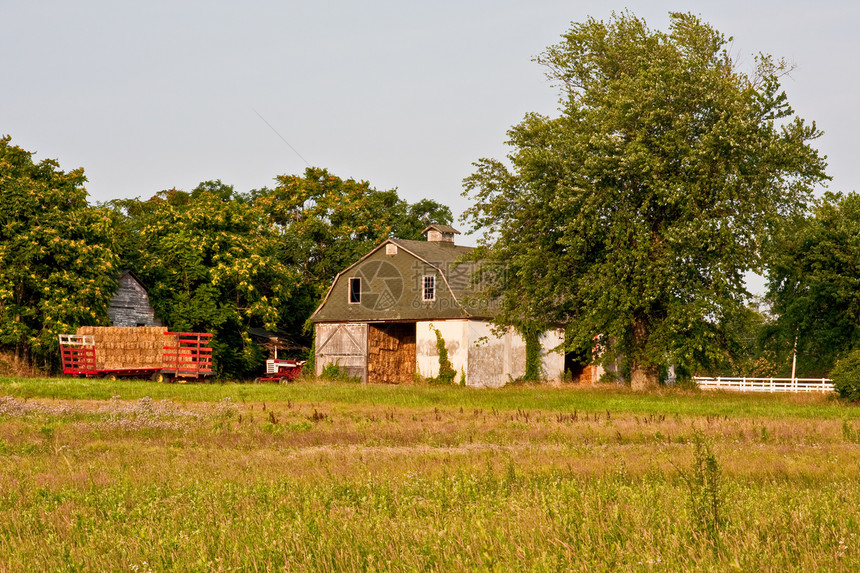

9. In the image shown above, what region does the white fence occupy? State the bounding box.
[693,376,834,393]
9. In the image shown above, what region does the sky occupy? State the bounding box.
[3,0,858,256]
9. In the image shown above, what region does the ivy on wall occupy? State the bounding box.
[429,324,456,384]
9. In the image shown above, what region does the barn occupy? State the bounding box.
[108,270,163,328]
[310,225,564,387]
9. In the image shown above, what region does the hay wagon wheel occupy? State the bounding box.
[152,372,174,383]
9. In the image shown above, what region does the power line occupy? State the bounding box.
[253,109,311,168]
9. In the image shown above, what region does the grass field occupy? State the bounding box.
[1,377,859,571]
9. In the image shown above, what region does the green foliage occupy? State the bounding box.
[108,181,297,377]
[522,325,542,382]
[831,349,860,401]
[765,192,860,375]
[462,12,828,389]
[319,362,360,383]
[701,301,783,378]
[429,325,456,384]
[0,136,118,366]
[304,326,316,374]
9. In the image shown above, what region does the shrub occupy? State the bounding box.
[831,349,860,401]
[319,362,360,383]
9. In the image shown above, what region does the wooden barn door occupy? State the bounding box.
[315,323,368,382]
[367,323,416,384]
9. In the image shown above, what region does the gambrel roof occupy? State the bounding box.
[310,238,495,323]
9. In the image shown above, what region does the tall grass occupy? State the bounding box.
[1,382,860,570]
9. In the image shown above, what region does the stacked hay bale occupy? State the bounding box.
[76,326,178,370]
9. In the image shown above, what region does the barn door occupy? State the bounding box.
[315,323,368,382]
[367,323,416,384]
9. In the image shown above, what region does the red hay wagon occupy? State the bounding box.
[59,331,214,382]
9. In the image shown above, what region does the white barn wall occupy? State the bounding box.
[416,320,468,380]
[326,318,565,387]
[465,321,526,388]
[540,329,565,382]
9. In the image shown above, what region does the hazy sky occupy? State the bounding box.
[3,1,857,245]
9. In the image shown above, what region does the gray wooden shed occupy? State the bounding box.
[108,270,163,328]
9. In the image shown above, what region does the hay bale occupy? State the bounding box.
[76,326,171,370]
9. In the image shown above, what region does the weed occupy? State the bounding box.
[2,379,860,570]
[676,431,724,553]
[843,420,860,443]
[309,409,328,423]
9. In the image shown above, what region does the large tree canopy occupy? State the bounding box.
[0,136,118,365]
[462,12,828,388]
[764,192,860,376]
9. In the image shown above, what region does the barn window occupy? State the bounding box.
[423,275,435,301]
[349,277,361,304]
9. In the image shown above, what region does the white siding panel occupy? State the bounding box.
[465,321,517,388]
[416,320,468,381]
[540,329,565,382]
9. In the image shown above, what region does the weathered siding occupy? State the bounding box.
[464,322,525,388]
[540,329,565,381]
[416,320,468,380]
[415,320,564,388]
[367,323,416,384]
[108,272,162,327]
[315,323,368,382]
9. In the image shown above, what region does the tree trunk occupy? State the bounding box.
[631,315,659,390]
[631,362,660,390]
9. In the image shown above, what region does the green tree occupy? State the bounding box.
[252,167,453,328]
[462,12,827,388]
[109,181,299,377]
[764,192,860,375]
[0,136,118,366]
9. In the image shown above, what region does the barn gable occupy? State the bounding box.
[108,271,163,328]
[310,237,489,324]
